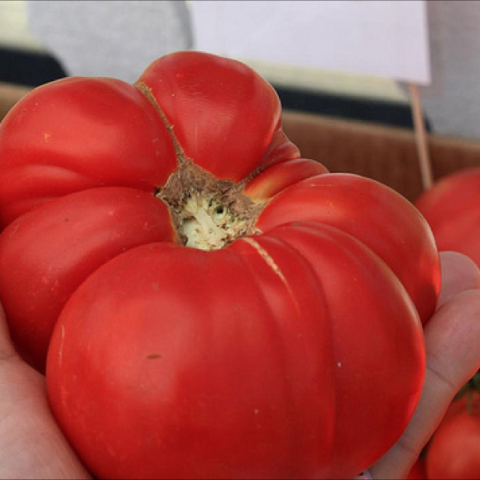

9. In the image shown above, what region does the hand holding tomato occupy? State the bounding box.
[370,252,480,480]
[0,251,477,479]
[0,52,441,479]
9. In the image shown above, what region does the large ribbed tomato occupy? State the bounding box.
[416,168,480,267]
[0,52,440,479]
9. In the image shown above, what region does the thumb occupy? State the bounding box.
[370,252,480,479]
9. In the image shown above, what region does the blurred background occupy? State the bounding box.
[1,0,480,200]
[0,0,416,127]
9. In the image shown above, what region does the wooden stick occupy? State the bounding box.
[409,83,433,191]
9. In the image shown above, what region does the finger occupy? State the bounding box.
[370,289,480,479]
[438,251,480,308]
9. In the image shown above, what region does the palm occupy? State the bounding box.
[0,312,89,479]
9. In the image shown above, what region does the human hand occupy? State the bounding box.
[0,252,479,479]
[370,251,480,479]
[0,303,90,479]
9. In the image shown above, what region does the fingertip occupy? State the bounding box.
[438,251,480,308]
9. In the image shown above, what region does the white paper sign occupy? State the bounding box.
[189,0,431,84]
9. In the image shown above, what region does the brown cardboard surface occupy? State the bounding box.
[1,82,480,202]
[283,111,480,200]
[0,82,30,119]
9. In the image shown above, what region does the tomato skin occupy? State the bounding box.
[137,51,300,182]
[0,77,177,228]
[416,168,480,267]
[0,51,441,479]
[243,158,328,201]
[0,187,175,371]
[48,221,424,480]
[426,406,480,479]
[256,173,440,325]
[407,457,426,479]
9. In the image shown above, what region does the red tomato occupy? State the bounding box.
[416,168,480,267]
[407,457,427,479]
[443,391,480,424]
[0,51,440,479]
[426,394,480,479]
